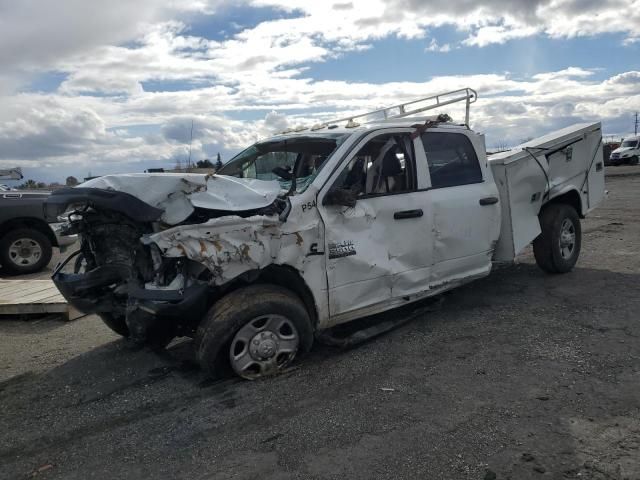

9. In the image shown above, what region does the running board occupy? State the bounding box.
[316,297,444,348]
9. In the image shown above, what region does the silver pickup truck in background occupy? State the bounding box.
[45,88,605,380]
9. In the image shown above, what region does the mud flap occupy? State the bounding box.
[125,283,211,342]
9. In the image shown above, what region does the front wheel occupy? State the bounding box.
[533,203,581,274]
[195,284,314,380]
[630,155,639,166]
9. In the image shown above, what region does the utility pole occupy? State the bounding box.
[635,112,639,136]
[187,119,194,170]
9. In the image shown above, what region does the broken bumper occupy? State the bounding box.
[52,252,210,327]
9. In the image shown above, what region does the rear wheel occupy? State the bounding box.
[0,228,53,275]
[195,284,314,380]
[533,203,581,274]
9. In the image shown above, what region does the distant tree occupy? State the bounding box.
[36,182,47,189]
[215,152,223,170]
[18,179,37,189]
[65,176,79,186]
[196,159,214,168]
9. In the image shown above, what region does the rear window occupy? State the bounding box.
[420,132,483,188]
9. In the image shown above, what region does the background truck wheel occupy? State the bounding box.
[533,203,581,274]
[631,155,639,166]
[195,284,314,380]
[0,228,53,275]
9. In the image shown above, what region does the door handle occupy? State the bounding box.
[394,209,423,220]
[479,197,499,206]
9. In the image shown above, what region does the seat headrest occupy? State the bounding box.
[381,149,402,176]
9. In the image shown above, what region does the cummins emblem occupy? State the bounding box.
[328,240,356,259]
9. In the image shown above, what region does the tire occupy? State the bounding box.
[99,312,175,349]
[0,228,53,275]
[195,284,314,380]
[99,313,130,337]
[533,203,581,274]
[631,156,639,166]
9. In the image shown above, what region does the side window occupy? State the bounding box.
[421,132,483,188]
[333,133,416,196]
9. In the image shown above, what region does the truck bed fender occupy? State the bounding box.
[545,187,584,218]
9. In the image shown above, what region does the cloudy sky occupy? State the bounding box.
[1,0,639,183]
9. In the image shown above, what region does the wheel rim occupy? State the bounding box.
[8,238,43,267]
[559,218,576,259]
[229,314,299,380]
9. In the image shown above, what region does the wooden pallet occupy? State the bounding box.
[0,279,83,320]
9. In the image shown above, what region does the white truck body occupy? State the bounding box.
[609,136,640,165]
[46,89,606,379]
[489,122,604,261]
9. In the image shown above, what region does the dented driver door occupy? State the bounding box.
[317,130,433,322]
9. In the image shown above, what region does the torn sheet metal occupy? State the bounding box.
[82,173,282,225]
[142,213,318,286]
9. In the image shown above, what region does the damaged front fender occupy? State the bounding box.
[143,215,284,285]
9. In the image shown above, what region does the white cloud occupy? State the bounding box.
[2,67,640,172]
[425,39,452,52]
[1,0,640,181]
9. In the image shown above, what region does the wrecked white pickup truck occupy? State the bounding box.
[45,88,605,380]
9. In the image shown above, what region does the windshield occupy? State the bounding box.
[218,133,350,193]
[621,140,639,148]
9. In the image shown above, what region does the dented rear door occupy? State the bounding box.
[420,131,501,286]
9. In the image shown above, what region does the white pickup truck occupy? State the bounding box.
[45,88,605,380]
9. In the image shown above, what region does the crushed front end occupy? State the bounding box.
[44,134,342,350]
[45,187,215,344]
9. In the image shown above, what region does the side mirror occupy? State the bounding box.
[323,187,357,207]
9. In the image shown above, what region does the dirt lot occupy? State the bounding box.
[1,174,639,480]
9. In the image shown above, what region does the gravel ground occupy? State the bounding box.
[1,174,639,480]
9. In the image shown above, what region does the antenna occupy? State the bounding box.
[187,119,194,170]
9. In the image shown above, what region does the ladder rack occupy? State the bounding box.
[0,167,23,180]
[310,87,477,131]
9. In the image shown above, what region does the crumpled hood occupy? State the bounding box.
[80,173,282,224]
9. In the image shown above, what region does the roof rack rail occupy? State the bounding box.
[311,87,478,131]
